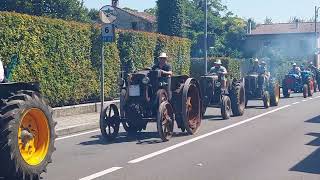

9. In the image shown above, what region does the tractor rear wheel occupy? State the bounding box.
[308,82,314,97]
[270,83,280,106]
[0,90,56,180]
[182,78,201,135]
[221,96,231,120]
[230,83,245,116]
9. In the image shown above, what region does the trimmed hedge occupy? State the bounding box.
[0,12,191,107]
[191,57,241,80]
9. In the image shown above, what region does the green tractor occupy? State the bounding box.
[0,55,56,179]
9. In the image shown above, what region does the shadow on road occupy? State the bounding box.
[78,131,189,146]
[290,131,320,174]
[305,115,320,124]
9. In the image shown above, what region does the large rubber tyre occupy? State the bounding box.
[100,104,120,141]
[282,84,290,98]
[262,91,270,109]
[308,83,313,97]
[0,90,56,180]
[303,84,308,98]
[270,83,280,106]
[230,83,245,116]
[221,96,231,120]
[157,101,174,142]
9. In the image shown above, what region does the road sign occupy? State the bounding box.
[99,5,117,24]
[102,24,115,42]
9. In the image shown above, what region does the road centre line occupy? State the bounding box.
[292,102,300,105]
[128,105,291,164]
[79,167,123,180]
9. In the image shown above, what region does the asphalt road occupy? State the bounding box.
[43,93,320,180]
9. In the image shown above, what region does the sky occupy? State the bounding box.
[83,0,320,23]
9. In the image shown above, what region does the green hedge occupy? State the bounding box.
[0,12,191,107]
[118,30,191,76]
[191,57,241,80]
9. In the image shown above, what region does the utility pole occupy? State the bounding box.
[204,0,208,74]
[315,6,320,68]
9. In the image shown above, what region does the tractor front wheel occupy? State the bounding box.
[221,96,231,119]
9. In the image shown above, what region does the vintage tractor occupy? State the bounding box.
[100,69,202,142]
[301,70,316,98]
[200,74,245,120]
[282,74,303,98]
[0,56,56,180]
[245,73,280,108]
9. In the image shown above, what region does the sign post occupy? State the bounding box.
[99,5,117,113]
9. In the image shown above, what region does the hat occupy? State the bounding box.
[292,63,297,66]
[254,58,259,63]
[214,59,222,65]
[159,53,168,58]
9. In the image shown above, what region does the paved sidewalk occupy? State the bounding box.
[55,113,100,137]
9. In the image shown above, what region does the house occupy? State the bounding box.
[110,0,156,32]
[244,21,320,67]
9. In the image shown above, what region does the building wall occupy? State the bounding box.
[113,10,155,32]
[244,33,319,61]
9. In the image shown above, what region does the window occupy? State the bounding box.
[131,22,138,30]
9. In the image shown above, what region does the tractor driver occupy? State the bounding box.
[289,63,301,76]
[152,52,173,77]
[209,59,228,88]
[152,52,173,99]
[0,58,4,83]
[250,58,261,73]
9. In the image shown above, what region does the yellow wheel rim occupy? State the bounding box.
[18,108,50,166]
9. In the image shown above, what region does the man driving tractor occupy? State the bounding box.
[289,63,301,76]
[209,59,228,88]
[152,52,173,77]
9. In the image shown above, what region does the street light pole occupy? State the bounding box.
[204,0,208,74]
[315,6,320,68]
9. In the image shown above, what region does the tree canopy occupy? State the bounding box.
[0,0,93,22]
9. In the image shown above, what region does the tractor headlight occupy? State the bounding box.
[142,77,150,85]
[215,81,221,87]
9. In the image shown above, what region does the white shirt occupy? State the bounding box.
[0,60,4,82]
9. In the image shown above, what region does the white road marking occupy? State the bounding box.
[302,99,308,102]
[79,167,123,180]
[128,105,291,164]
[292,102,300,105]
[56,129,100,141]
[309,97,314,100]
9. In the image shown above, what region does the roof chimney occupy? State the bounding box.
[295,19,299,29]
[112,0,119,7]
[247,19,252,34]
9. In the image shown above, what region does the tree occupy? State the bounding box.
[157,0,185,37]
[264,17,273,24]
[0,0,91,22]
[144,7,157,16]
[88,9,99,22]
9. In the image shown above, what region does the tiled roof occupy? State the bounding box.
[250,22,320,35]
[119,8,156,23]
